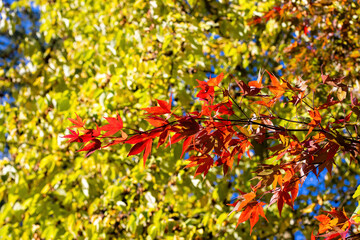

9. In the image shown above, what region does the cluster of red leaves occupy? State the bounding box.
[313,208,359,240]
[65,71,360,237]
[228,189,267,234]
[64,113,127,157]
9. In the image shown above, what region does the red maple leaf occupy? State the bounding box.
[126,130,162,145]
[333,112,352,124]
[235,79,261,96]
[319,95,340,109]
[184,154,213,177]
[246,202,268,234]
[211,100,234,116]
[81,126,101,137]
[269,181,298,216]
[196,80,215,103]
[316,142,339,175]
[228,189,269,233]
[214,151,234,175]
[63,129,93,143]
[143,98,172,115]
[157,126,171,148]
[100,114,124,137]
[228,136,252,164]
[171,116,200,136]
[145,116,169,127]
[125,129,162,165]
[128,139,153,166]
[77,139,101,157]
[181,135,195,158]
[229,192,256,214]
[63,129,81,143]
[68,113,85,129]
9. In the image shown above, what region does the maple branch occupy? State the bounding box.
[65,67,360,235]
[192,117,348,138]
[228,91,250,120]
[227,74,251,120]
[302,99,315,110]
[345,125,355,141]
[123,121,177,136]
[269,110,309,125]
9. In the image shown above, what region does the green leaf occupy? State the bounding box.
[58,98,70,112]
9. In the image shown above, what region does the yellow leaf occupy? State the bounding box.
[353,184,360,198]
[337,88,347,101]
[301,203,316,214]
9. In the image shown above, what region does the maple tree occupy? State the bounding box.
[2,0,360,239]
[66,70,360,239]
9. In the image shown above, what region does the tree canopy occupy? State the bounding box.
[1,0,360,239]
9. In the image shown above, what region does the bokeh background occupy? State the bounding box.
[1,0,360,239]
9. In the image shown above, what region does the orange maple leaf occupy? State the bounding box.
[315,214,338,234]
[235,201,268,234]
[266,70,286,99]
[208,72,224,87]
[306,108,322,137]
